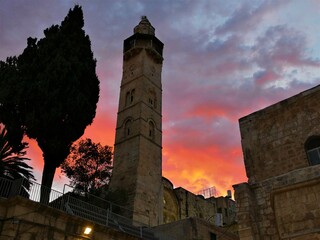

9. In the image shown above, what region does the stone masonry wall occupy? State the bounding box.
[239,85,320,183]
[235,165,320,239]
[173,187,217,222]
[0,197,141,240]
[233,183,259,240]
[235,85,320,239]
[152,217,239,240]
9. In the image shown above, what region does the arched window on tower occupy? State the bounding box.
[149,121,155,139]
[125,91,130,106]
[125,119,132,137]
[148,89,157,108]
[125,89,135,107]
[305,136,320,165]
[131,89,135,103]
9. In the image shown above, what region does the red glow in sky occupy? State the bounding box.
[1,0,320,196]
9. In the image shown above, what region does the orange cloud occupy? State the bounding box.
[163,141,247,196]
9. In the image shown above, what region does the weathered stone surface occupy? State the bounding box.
[163,178,237,229]
[0,197,140,240]
[109,16,164,227]
[234,85,320,240]
[152,217,239,240]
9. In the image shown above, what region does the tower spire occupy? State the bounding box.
[134,16,155,35]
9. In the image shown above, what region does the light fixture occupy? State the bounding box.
[84,227,92,235]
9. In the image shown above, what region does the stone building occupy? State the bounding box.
[163,177,236,227]
[234,85,320,240]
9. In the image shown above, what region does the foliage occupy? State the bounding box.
[0,5,100,201]
[0,58,25,152]
[61,138,112,193]
[0,127,35,184]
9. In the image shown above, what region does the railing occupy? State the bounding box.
[0,177,157,240]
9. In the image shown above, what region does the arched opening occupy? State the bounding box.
[125,89,135,107]
[163,188,179,224]
[148,121,155,139]
[125,91,130,106]
[130,89,135,103]
[305,136,320,165]
[125,119,132,137]
[148,89,157,108]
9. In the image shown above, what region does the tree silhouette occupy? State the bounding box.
[0,5,99,202]
[0,58,25,153]
[61,138,112,193]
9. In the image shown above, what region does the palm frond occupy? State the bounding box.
[0,127,35,182]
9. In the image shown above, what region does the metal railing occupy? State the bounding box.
[0,177,157,240]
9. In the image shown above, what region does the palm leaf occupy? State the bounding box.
[0,127,35,182]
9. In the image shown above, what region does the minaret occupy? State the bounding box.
[109,16,163,227]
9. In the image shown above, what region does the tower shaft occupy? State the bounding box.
[109,16,163,227]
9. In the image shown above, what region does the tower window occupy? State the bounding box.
[125,89,135,106]
[131,89,135,103]
[129,64,135,75]
[125,92,130,106]
[148,89,157,108]
[149,121,155,138]
[125,119,132,137]
[305,136,320,165]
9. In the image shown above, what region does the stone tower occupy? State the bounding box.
[109,16,164,227]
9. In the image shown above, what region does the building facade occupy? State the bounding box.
[234,85,320,240]
[163,177,237,229]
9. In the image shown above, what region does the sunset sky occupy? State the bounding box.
[1,0,320,196]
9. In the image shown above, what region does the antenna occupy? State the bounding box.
[227,190,232,198]
[197,186,217,198]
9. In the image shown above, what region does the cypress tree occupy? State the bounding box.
[0,5,100,202]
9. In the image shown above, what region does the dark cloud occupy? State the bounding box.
[215,0,290,36]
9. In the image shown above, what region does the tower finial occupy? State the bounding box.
[134,15,155,35]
